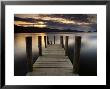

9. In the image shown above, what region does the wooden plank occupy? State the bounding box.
[27,44,78,76]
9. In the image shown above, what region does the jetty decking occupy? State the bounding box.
[27,44,78,76]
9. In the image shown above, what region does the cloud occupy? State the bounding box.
[87,14,97,23]
[14,16,35,23]
[14,14,97,31]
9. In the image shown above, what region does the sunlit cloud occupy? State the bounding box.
[33,16,76,24]
[77,22,91,25]
[87,14,97,23]
[15,21,33,26]
[15,21,47,28]
[33,15,92,26]
[34,24,47,28]
[37,21,45,25]
[14,14,97,31]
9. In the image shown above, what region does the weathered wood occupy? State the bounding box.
[73,36,81,74]
[47,36,49,45]
[38,36,42,56]
[54,35,55,44]
[50,41,52,45]
[26,37,33,72]
[60,36,64,48]
[44,36,47,48]
[26,44,78,76]
[65,36,69,56]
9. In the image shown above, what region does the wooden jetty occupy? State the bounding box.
[27,44,77,76]
[26,36,81,76]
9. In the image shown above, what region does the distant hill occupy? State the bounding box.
[14,25,97,33]
[14,25,85,33]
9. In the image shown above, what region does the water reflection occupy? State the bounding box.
[14,32,97,76]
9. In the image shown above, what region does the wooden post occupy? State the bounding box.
[44,36,47,48]
[51,41,52,45]
[65,36,69,56]
[73,36,81,74]
[26,37,33,72]
[60,36,62,45]
[60,36,64,48]
[54,35,55,44]
[38,36,42,56]
[47,36,49,45]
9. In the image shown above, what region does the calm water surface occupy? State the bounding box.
[14,32,97,76]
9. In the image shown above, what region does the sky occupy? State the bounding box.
[14,14,97,31]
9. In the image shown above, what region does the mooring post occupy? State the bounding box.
[73,36,81,74]
[47,36,49,45]
[65,36,69,56]
[60,36,64,48]
[54,35,55,44]
[26,37,33,72]
[51,41,52,45]
[38,36,42,56]
[44,36,47,48]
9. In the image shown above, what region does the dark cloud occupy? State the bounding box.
[15,14,97,23]
[46,14,96,23]
[14,14,97,31]
[14,16,35,23]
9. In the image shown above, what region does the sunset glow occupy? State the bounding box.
[34,16,76,24]
[34,24,47,28]
[15,21,47,28]
[14,14,97,31]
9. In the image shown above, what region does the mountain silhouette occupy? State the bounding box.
[14,25,85,33]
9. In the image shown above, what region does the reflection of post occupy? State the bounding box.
[65,36,69,56]
[38,36,42,56]
[60,36,64,48]
[26,37,33,72]
[73,36,81,74]
[47,36,49,45]
[54,35,55,44]
[44,36,47,48]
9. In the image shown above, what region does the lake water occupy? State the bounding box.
[14,32,97,76]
